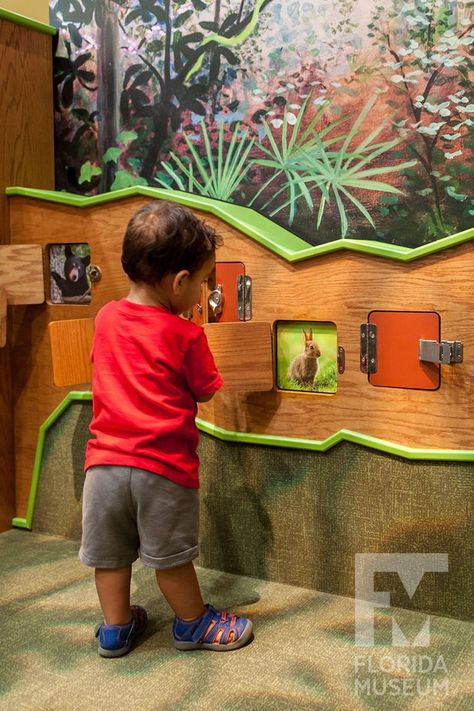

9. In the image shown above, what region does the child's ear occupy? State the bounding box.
[172,270,190,292]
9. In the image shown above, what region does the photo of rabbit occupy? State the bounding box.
[287,329,321,386]
[277,321,337,393]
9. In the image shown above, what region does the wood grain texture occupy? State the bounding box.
[0,18,54,530]
[8,195,474,516]
[204,321,273,392]
[0,245,44,303]
[49,319,94,387]
[0,288,6,348]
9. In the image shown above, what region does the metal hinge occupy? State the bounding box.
[360,323,377,374]
[237,275,252,321]
[419,340,463,365]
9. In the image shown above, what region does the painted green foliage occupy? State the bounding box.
[51,0,473,246]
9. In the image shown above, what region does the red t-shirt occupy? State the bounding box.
[85,299,223,488]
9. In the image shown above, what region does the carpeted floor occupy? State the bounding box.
[1,529,473,711]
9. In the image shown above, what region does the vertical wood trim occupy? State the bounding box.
[0,17,54,530]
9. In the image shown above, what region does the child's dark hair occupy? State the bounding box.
[121,201,222,284]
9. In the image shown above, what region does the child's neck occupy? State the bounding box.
[126,281,172,311]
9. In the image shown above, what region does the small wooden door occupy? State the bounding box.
[203,321,274,392]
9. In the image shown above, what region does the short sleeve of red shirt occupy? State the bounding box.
[183,329,223,400]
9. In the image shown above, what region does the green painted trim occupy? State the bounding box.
[6,186,474,264]
[12,389,474,529]
[12,391,92,530]
[0,8,57,35]
[195,418,474,461]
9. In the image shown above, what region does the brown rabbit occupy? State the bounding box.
[286,329,321,385]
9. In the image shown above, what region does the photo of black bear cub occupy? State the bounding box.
[50,244,91,303]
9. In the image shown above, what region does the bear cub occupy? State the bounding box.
[51,244,91,302]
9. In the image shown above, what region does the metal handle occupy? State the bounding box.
[208,284,224,317]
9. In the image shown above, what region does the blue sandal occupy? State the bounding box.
[96,605,148,658]
[173,603,253,651]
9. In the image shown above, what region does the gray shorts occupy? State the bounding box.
[79,466,199,570]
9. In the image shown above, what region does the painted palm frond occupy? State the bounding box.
[249,98,345,224]
[155,120,255,202]
[259,95,418,237]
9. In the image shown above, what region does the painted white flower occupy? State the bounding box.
[390,74,405,83]
[442,133,461,141]
[286,112,297,125]
[270,118,283,129]
[313,96,327,106]
[444,150,462,159]
[288,104,301,110]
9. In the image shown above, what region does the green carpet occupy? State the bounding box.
[1,529,473,710]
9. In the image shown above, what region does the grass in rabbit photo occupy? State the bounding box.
[276,321,337,394]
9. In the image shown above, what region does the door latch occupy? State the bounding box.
[419,340,463,365]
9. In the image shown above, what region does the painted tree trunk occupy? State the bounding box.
[97,0,120,192]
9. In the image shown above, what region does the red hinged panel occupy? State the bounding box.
[214,262,245,322]
[368,311,440,390]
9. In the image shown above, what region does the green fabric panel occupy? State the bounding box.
[32,402,473,620]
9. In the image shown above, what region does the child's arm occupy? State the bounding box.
[184,330,223,402]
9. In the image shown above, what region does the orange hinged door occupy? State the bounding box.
[203,321,273,392]
[212,262,245,322]
[368,310,440,390]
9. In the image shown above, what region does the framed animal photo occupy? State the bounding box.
[48,243,91,304]
[276,321,337,394]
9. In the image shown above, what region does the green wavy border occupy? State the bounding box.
[0,8,56,35]
[12,391,474,529]
[6,186,474,263]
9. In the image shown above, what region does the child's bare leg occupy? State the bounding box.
[155,561,205,620]
[95,566,132,624]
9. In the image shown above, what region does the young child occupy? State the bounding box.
[79,200,253,657]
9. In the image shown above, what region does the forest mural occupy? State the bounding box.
[51,0,474,246]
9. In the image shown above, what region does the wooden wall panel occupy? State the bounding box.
[9,195,474,517]
[0,19,54,530]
